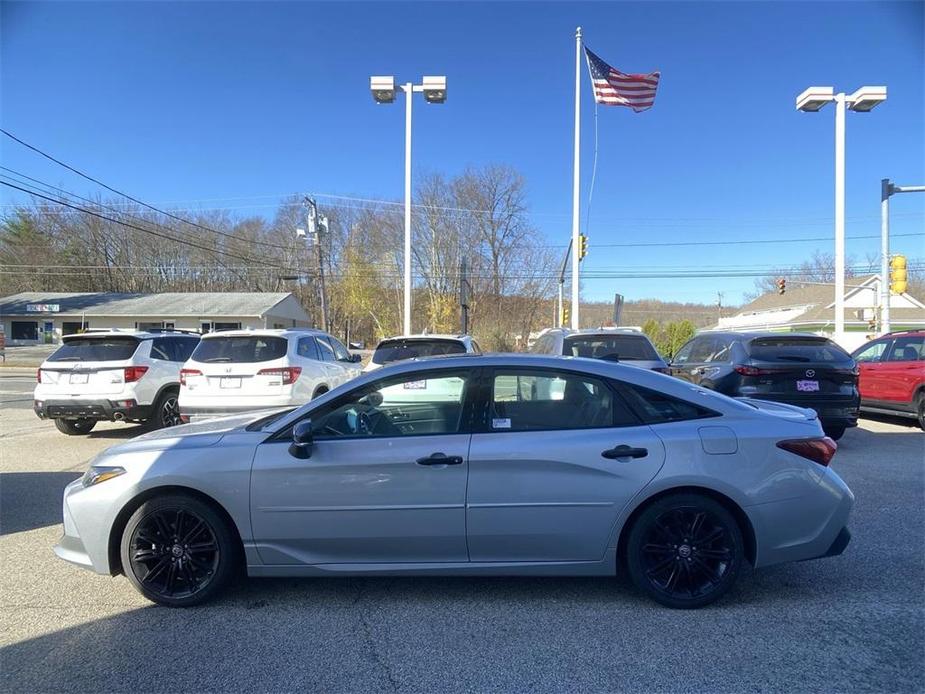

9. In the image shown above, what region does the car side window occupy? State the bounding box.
[616,382,719,424]
[327,336,351,361]
[710,337,731,363]
[297,337,320,360]
[672,340,695,365]
[853,339,890,363]
[305,369,471,439]
[315,336,337,362]
[489,368,636,431]
[150,338,173,361]
[174,338,198,362]
[688,338,716,363]
[886,337,924,362]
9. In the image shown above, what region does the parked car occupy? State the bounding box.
[667,331,859,440]
[364,334,480,372]
[178,328,362,422]
[530,328,669,372]
[55,353,852,609]
[34,329,199,435]
[851,330,925,430]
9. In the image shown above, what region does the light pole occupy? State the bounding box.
[370,75,447,336]
[880,179,925,334]
[796,85,887,342]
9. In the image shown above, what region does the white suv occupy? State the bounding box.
[34,330,200,435]
[178,328,362,421]
[365,334,480,372]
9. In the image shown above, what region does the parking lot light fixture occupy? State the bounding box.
[796,84,887,341]
[369,74,448,335]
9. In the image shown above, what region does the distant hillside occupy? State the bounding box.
[579,298,734,329]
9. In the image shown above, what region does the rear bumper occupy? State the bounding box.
[739,393,859,428]
[34,399,151,422]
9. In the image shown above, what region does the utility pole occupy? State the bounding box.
[459,257,470,335]
[716,291,724,326]
[302,196,328,331]
[880,179,925,334]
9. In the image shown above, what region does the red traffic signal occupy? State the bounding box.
[777,278,786,295]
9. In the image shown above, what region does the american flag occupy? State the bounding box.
[584,47,660,112]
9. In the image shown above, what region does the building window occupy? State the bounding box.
[213,322,241,332]
[11,321,38,341]
[62,322,86,336]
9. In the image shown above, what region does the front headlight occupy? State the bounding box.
[82,466,126,487]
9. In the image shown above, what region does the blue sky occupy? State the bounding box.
[2,1,923,306]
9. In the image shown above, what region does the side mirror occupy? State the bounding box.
[349,353,362,363]
[288,419,313,459]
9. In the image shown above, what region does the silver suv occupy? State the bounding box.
[530,328,669,372]
[34,329,200,435]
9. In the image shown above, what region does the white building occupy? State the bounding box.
[0,292,312,346]
[714,275,925,351]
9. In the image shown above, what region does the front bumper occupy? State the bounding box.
[34,399,152,422]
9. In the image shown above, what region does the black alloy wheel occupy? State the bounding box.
[916,394,925,431]
[121,494,236,607]
[627,494,743,609]
[153,390,182,429]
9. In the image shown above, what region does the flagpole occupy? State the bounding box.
[571,26,582,330]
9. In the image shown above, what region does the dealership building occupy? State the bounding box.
[0,292,312,345]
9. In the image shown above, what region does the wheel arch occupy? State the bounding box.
[616,485,757,569]
[312,384,330,399]
[107,485,245,576]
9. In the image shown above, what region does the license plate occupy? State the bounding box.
[403,380,426,390]
[220,377,242,389]
[796,379,819,392]
[69,373,89,384]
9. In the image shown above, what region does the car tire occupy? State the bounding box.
[823,426,846,441]
[626,493,744,609]
[54,418,96,436]
[150,389,182,430]
[916,394,925,432]
[120,493,238,607]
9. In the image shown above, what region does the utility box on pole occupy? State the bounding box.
[613,294,625,326]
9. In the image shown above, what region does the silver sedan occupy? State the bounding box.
[55,354,854,608]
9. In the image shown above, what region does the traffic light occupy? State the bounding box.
[561,304,570,326]
[777,277,786,295]
[890,255,907,294]
[578,234,588,261]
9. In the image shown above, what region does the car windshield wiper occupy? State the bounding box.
[54,357,83,361]
[205,357,232,362]
[775,355,811,362]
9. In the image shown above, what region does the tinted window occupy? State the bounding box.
[490,369,634,431]
[688,338,716,363]
[618,383,719,424]
[48,337,140,362]
[327,336,351,361]
[371,338,467,365]
[174,338,198,362]
[886,336,924,362]
[671,340,695,365]
[315,336,337,362]
[297,337,320,360]
[150,338,173,361]
[191,336,288,363]
[852,339,890,363]
[747,337,850,363]
[309,370,470,439]
[564,334,659,361]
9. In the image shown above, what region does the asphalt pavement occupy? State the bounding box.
[0,368,37,411]
[0,407,922,693]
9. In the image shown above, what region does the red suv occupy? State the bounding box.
[851,330,925,430]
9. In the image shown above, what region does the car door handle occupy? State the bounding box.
[416,452,464,466]
[601,445,648,460]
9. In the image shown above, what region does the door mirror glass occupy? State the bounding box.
[349,353,362,363]
[289,419,313,459]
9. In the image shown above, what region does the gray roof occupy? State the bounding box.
[0,292,295,317]
[739,276,878,313]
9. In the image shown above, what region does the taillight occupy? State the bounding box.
[735,365,770,377]
[179,368,202,386]
[776,437,837,467]
[123,366,149,383]
[36,368,43,383]
[257,367,302,385]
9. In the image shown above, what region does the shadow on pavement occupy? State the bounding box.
[87,424,149,440]
[0,471,82,535]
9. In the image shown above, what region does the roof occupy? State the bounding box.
[0,292,295,317]
[62,329,200,340]
[377,334,471,342]
[200,327,327,339]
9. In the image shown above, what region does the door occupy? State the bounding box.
[852,338,892,401]
[326,335,362,384]
[250,368,475,565]
[314,335,346,385]
[880,336,925,404]
[466,367,666,562]
[670,337,712,385]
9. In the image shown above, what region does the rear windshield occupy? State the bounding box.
[191,336,288,364]
[371,339,467,365]
[48,337,140,362]
[564,335,659,361]
[747,337,850,363]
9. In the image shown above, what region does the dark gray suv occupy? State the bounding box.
[530,328,670,373]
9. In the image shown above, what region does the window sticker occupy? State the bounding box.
[492,418,512,429]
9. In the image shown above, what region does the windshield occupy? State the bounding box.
[47,337,140,362]
[191,336,288,363]
[371,339,467,365]
[564,335,659,361]
[747,337,850,363]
